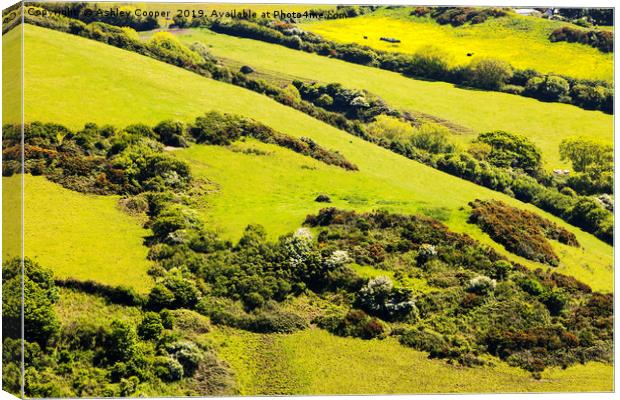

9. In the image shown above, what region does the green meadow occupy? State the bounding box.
[2,14,614,395]
[300,8,613,82]
[209,326,613,394]
[19,24,613,292]
[175,28,613,170]
[3,175,153,293]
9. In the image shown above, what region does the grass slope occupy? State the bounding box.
[2,24,22,125]
[2,175,153,292]
[209,327,613,394]
[20,24,612,292]
[300,8,613,82]
[176,28,613,169]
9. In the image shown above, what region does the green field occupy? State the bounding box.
[209,326,613,394]
[2,175,153,292]
[175,28,613,169]
[18,24,613,292]
[300,8,613,82]
[3,18,614,395]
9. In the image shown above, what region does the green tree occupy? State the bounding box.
[104,320,138,362]
[477,131,542,175]
[559,137,613,173]
[2,258,59,346]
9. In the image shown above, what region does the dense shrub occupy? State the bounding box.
[189,111,357,170]
[476,131,542,175]
[465,58,513,90]
[3,258,60,346]
[198,297,307,333]
[355,277,415,321]
[154,120,189,147]
[138,312,164,340]
[316,309,388,339]
[166,341,202,376]
[407,46,451,80]
[292,80,396,122]
[423,7,508,26]
[525,75,570,101]
[153,356,184,381]
[469,199,579,265]
[549,26,613,53]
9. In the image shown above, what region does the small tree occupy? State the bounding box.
[560,137,613,173]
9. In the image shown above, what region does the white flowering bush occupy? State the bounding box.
[325,250,351,269]
[467,275,497,295]
[356,277,415,320]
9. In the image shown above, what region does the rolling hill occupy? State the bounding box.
[2,18,614,395]
[18,24,612,292]
[175,28,613,170]
[300,7,613,82]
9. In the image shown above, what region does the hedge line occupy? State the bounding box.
[549,26,613,53]
[18,11,612,243]
[203,18,613,113]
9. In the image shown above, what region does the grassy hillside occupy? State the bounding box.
[20,24,612,292]
[2,175,153,292]
[2,21,22,125]
[300,8,613,82]
[175,28,613,170]
[209,326,612,394]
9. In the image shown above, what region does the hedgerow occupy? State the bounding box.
[2,116,355,196]
[205,18,612,113]
[15,12,613,241]
[549,26,613,53]
[412,6,509,26]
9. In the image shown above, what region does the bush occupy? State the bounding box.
[137,312,164,340]
[525,76,570,101]
[399,329,451,358]
[476,131,542,175]
[559,136,613,173]
[2,258,59,346]
[406,46,451,80]
[467,275,497,295]
[104,320,138,363]
[315,194,332,203]
[166,341,203,377]
[549,26,613,53]
[246,309,308,333]
[355,277,415,321]
[469,199,579,265]
[147,32,203,67]
[317,309,388,339]
[153,356,184,382]
[410,123,455,154]
[465,58,513,90]
[154,120,188,147]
